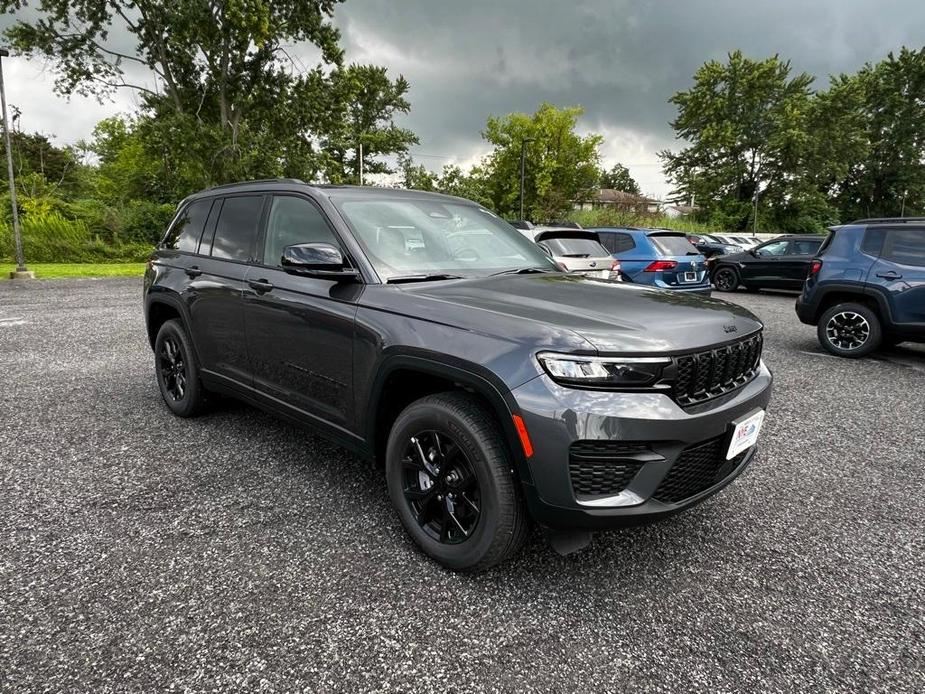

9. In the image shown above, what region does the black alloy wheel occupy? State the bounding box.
[713,266,739,292]
[401,430,481,544]
[154,319,206,416]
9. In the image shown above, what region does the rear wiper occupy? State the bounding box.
[490,267,556,276]
[386,273,465,284]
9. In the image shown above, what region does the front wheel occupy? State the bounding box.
[385,392,529,572]
[817,303,882,358]
[712,266,740,292]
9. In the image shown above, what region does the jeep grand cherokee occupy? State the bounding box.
[143,180,773,571]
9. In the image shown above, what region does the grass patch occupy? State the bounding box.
[1,262,147,280]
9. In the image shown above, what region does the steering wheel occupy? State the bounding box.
[452,247,481,262]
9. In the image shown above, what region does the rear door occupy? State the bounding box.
[866,226,925,327]
[599,231,646,278]
[243,194,361,429]
[186,194,264,385]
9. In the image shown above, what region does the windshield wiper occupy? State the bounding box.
[386,273,465,284]
[490,267,556,276]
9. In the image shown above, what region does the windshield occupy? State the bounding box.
[538,236,610,258]
[649,233,700,256]
[333,197,557,280]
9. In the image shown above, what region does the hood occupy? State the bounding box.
[395,274,763,354]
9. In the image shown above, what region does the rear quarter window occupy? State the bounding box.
[163,199,212,252]
[860,227,888,256]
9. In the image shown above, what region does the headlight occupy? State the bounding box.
[537,352,671,388]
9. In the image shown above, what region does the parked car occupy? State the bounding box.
[796,218,925,357]
[711,235,824,292]
[144,180,772,571]
[520,226,621,280]
[594,227,711,294]
[686,234,741,260]
[711,234,758,250]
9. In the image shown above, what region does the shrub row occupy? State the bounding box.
[0,213,154,263]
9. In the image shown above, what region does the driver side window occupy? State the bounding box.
[263,195,339,267]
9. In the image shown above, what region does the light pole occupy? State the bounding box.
[0,48,31,279]
[519,137,535,221]
[901,189,907,217]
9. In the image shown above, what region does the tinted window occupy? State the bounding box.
[264,196,339,266]
[608,232,636,253]
[756,240,790,256]
[860,227,887,256]
[885,228,925,267]
[649,233,699,256]
[164,199,212,252]
[791,239,822,256]
[209,196,263,261]
[539,236,610,258]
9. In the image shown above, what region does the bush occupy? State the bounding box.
[568,207,717,233]
[120,200,176,245]
[0,212,153,263]
[64,198,121,244]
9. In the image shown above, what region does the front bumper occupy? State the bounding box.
[512,363,773,529]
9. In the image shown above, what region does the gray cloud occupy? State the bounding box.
[2,1,924,196]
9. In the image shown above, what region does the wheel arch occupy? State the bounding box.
[811,284,889,326]
[365,354,535,486]
[145,292,196,354]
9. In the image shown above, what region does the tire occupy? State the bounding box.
[817,303,882,358]
[154,319,206,417]
[385,392,529,572]
[713,266,740,292]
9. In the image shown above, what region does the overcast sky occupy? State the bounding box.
[1,0,924,198]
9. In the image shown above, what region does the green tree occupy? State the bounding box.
[480,103,602,221]
[832,47,925,219]
[397,154,437,191]
[597,163,640,194]
[435,164,491,207]
[660,51,814,231]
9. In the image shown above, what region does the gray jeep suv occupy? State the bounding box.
[143,180,773,571]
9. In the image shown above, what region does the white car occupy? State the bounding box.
[519,227,621,280]
[713,234,760,250]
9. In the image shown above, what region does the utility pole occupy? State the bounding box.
[0,48,32,279]
[901,189,907,217]
[358,141,364,186]
[752,186,759,234]
[519,137,535,221]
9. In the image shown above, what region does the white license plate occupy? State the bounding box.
[684,271,698,282]
[727,409,765,459]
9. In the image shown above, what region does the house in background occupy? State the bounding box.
[660,202,699,218]
[574,189,660,214]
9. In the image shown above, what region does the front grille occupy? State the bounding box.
[673,332,763,407]
[652,435,749,503]
[569,441,648,497]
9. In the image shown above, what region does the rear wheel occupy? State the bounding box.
[154,319,206,417]
[713,266,740,292]
[385,392,529,572]
[817,303,882,358]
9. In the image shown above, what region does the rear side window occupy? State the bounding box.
[163,199,212,252]
[649,233,698,256]
[860,227,887,256]
[884,228,925,266]
[791,239,822,256]
[607,232,636,253]
[208,196,264,261]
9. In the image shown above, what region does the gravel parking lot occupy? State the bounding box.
[1,277,923,693]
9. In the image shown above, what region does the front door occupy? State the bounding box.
[741,239,791,287]
[243,194,361,430]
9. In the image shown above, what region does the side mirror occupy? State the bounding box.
[281,243,359,281]
[749,248,758,257]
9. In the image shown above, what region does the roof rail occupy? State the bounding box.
[207,178,306,191]
[849,216,925,224]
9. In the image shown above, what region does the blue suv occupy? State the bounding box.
[796,218,925,357]
[594,227,711,294]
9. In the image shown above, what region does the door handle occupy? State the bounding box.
[876,271,902,280]
[185,265,202,278]
[247,278,274,293]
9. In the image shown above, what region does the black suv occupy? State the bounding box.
[144,181,773,571]
[711,235,824,292]
[796,218,925,357]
